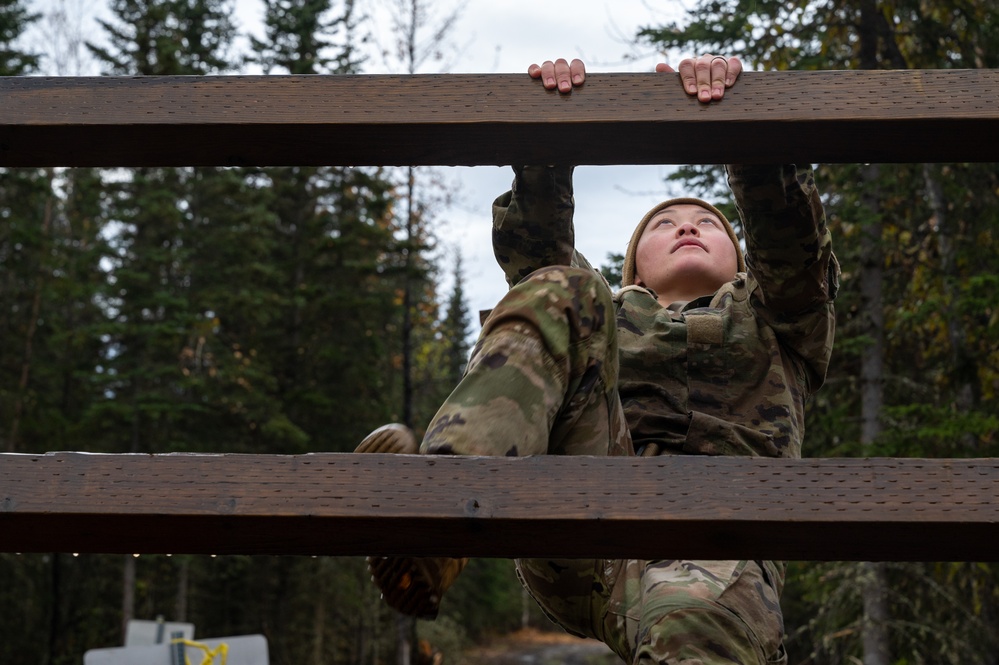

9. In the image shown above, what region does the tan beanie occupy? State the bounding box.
[621,197,746,288]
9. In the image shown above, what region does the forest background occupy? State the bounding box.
[1,0,998,664]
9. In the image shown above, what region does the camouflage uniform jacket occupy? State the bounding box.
[492,164,838,460]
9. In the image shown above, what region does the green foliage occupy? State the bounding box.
[0,0,503,663]
[0,169,55,450]
[442,254,472,386]
[0,0,38,74]
[600,252,624,290]
[877,403,999,456]
[442,559,527,638]
[88,0,235,74]
[248,0,363,74]
[784,561,999,665]
[7,168,112,453]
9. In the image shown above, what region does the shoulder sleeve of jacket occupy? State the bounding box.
[727,163,840,393]
[491,165,594,288]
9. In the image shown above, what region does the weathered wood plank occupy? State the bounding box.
[1,70,997,167]
[2,452,997,561]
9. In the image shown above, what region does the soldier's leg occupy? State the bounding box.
[515,558,637,663]
[422,265,630,626]
[629,560,785,665]
[416,265,635,648]
[355,424,469,619]
[361,266,631,620]
[422,265,632,458]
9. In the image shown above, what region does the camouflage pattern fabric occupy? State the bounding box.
[490,165,838,460]
[516,558,787,664]
[422,265,632,458]
[416,164,837,665]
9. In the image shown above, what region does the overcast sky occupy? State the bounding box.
[29,0,700,323]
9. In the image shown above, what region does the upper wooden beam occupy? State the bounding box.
[1,70,997,167]
[2,452,997,561]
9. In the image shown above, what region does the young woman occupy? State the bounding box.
[360,54,839,665]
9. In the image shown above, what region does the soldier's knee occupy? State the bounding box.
[636,605,767,665]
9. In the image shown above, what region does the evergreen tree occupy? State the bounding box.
[247,0,401,454]
[0,0,38,74]
[82,0,244,652]
[88,0,234,75]
[376,0,463,436]
[249,0,360,74]
[0,0,44,454]
[10,168,111,453]
[0,169,55,452]
[199,2,406,662]
[0,6,124,664]
[442,253,471,386]
[372,6,469,661]
[0,5,110,457]
[83,0,242,455]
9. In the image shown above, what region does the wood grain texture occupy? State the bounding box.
[3,452,997,561]
[1,70,997,166]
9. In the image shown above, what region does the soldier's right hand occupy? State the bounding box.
[658,54,743,103]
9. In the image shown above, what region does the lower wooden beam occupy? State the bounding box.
[1,453,996,561]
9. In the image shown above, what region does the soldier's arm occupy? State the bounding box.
[495,54,743,289]
[728,163,840,392]
[491,165,595,289]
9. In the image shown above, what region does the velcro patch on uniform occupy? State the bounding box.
[686,312,724,345]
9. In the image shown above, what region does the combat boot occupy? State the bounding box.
[365,555,468,619]
[354,423,469,619]
[354,423,419,454]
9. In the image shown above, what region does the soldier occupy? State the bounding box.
[358,54,839,665]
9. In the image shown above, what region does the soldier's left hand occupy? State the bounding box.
[528,58,586,94]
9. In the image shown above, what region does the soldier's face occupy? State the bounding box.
[633,204,739,300]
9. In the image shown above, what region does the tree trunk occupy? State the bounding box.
[395,615,412,665]
[402,165,416,429]
[861,561,891,665]
[859,163,891,665]
[854,1,898,658]
[122,555,136,642]
[47,552,61,665]
[859,166,885,448]
[174,557,189,622]
[312,564,325,665]
[922,163,978,445]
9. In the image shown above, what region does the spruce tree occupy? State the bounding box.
[246,0,402,455]
[84,0,237,454]
[83,0,244,650]
[442,253,471,386]
[0,0,44,454]
[0,5,117,664]
[0,0,38,74]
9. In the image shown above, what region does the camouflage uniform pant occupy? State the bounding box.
[422,266,786,665]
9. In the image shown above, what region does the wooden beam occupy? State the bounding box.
[2,452,997,561]
[1,70,997,167]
